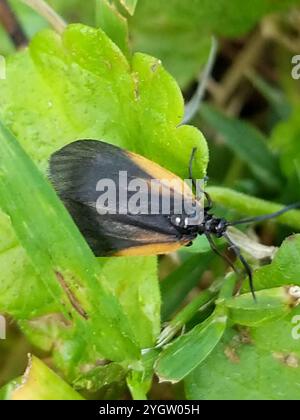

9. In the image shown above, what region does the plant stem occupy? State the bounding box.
[0,0,27,48]
[183,37,218,124]
[207,186,300,230]
[20,0,66,33]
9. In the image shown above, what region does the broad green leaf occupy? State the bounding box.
[0,132,160,387]
[185,309,300,400]
[11,356,84,400]
[0,244,61,318]
[19,259,159,389]
[130,0,300,87]
[206,187,300,231]
[254,234,300,290]
[0,24,208,177]
[223,287,299,327]
[186,238,300,400]
[0,121,140,363]
[100,257,160,348]
[155,309,227,383]
[0,121,160,387]
[200,105,282,190]
[18,257,160,387]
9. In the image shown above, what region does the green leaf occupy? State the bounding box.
[11,356,84,400]
[200,105,282,190]
[130,53,208,178]
[0,120,140,359]
[223,287,299,327]
[206,187,300,231]
[0,243,60,318]
[155,309,227,383]
[254,234,300,290]
[0,24,208,178]
[185,309,300,400]
[0,120,160,388]
[185,237,300,400]
[100,257,160,348]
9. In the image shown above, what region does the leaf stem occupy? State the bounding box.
[20,0,66,33]
[207,186,300,230]
[158,282,221,347]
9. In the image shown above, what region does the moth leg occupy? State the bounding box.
[205,233,237,274]
[223,232,256,301]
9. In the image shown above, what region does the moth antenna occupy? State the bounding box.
[228,202,300,227]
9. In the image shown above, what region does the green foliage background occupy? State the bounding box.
[0,0,300,400]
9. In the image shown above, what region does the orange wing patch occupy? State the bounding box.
[113,241,189,256]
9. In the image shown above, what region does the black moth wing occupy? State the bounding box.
[49,140,198,256]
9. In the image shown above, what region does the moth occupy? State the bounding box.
[49,140,300,299]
